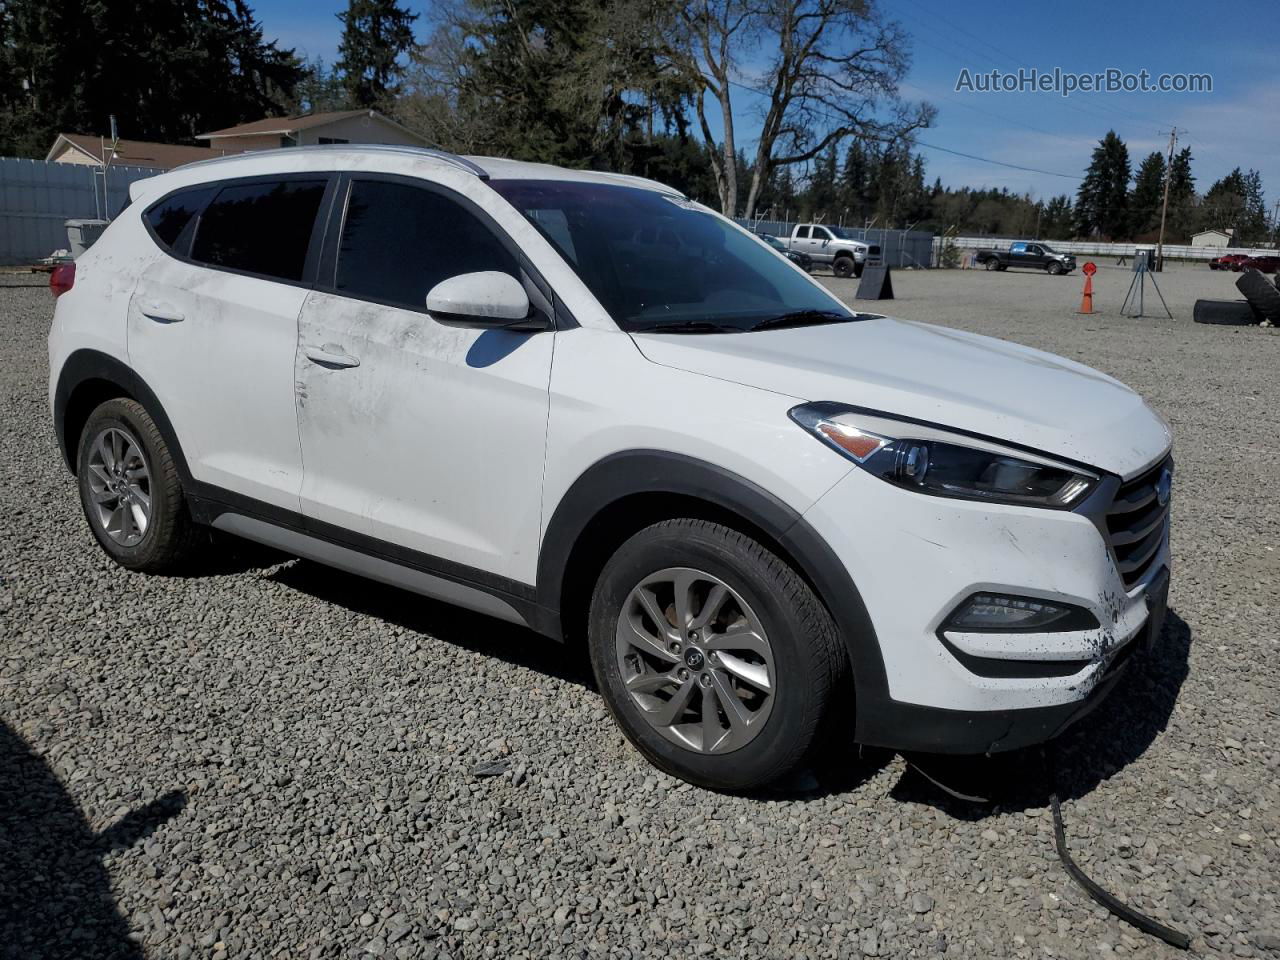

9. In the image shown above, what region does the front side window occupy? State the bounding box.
[334,179,518,310]
[190,179,327,282]
[145,186,215,250]
[488,180,856,333]
[813,227,832,241]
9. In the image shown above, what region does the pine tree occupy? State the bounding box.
[1165,147,1196,242]
[1129,151,1166,237]
[1041,195,1075,239]
[0,0,302,156]
[840,141,873,225]
[336,0,418,109]
[1075,131,1131,239]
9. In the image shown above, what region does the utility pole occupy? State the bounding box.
[1155,127,1177,270]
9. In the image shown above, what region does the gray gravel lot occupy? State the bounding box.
[2,263,1278,960]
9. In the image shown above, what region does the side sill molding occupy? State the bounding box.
[212,513,528,628]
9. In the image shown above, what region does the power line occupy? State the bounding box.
[912,140,1082,180]
[724,79,1081,181]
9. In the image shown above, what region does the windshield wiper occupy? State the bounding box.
[629,320,743,334]
[749,309,854,332]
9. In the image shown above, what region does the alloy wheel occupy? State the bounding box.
[614,567,775,754]
[85,426,152,547]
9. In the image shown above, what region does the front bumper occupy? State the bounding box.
[803,464,1171,754]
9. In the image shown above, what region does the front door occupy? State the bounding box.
[294,176,553,584]
[127,176,331,511]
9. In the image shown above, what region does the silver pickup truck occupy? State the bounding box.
[782,224,877,278]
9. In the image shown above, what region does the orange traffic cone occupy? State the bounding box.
[1079,274,1094,314]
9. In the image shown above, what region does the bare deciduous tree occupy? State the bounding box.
[664,0,933,217]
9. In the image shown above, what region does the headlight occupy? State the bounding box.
[790,403,1097,508]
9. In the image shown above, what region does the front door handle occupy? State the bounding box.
[304,344,361,369]
[138,301,184,323]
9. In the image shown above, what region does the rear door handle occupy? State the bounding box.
[138,301,184,323]
[304,344,361,369]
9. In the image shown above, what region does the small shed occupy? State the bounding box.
[1192,229,1233,248]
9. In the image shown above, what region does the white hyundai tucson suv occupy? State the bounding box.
[48,145,1174,790]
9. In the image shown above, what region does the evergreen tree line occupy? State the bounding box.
[2,0,1273,244]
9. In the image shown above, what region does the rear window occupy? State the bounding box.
[190,179,327,282]
[145,186,215,250]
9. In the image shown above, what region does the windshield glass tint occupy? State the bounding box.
[487,180,853,331]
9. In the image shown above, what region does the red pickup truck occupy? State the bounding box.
[1209,254,1251,271]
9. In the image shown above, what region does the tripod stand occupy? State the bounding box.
[1121,257,1172,319]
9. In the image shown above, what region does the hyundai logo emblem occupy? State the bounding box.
[683,648,704,670]
[1156,468,1172,507]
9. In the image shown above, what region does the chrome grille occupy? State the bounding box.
[1106,457,1172,588]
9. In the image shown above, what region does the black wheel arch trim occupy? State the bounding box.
[54,349,192,478]
[535,449,896,742]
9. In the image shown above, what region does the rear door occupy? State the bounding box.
[293,175,554,582]
[128,175,334,511]
[1008,241,1029,268]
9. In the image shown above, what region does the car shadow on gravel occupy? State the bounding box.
[266,560,595,687]
[0,720,186,958]
[888,610,1193,820]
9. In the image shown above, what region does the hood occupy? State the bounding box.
[633,316,1170,478]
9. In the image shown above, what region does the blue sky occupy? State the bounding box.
[253,0,1277,208]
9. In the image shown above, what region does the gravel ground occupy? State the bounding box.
[2,263,1278,960]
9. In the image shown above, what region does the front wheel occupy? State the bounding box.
[77,398,200,572]
[588,519,847,790]
[832,257,855,279]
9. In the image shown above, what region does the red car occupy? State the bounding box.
[1241,255,1280,274]
[1209,253,1250,270]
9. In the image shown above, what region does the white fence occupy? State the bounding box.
[943,235,1278,264]
[0,157,160,265]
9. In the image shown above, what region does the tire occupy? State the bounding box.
[76,398,200,572]
[832,256,855,279]
[1236,268,1280,322]
[1047,261,1063,275]
[588,519,846,791]
[984,258,999,271]
[1192,298,1259,326]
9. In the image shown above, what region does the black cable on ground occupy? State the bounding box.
[1043,749,1191,951]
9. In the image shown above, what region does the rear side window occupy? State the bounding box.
[191,179,327,282]
[795,226,810,239]
[145,186,215,249]
[335,179,518,310]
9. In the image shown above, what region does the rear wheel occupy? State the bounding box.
[984,258,999,271]
[588,519,846,790]
[76,398,200,572]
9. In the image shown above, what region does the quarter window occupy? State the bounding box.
[145,186,215,250]
[190,179,327,282]
[335,179,518,310]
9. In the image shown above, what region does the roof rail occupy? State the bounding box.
[175,143,489,179]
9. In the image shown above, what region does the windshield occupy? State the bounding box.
[827,226,859,240]
[1039,243,1057,253]
[487,179,855,332]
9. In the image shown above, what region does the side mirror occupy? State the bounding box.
[426,271,532,327]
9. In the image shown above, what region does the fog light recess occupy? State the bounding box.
[946,594,1097,632]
